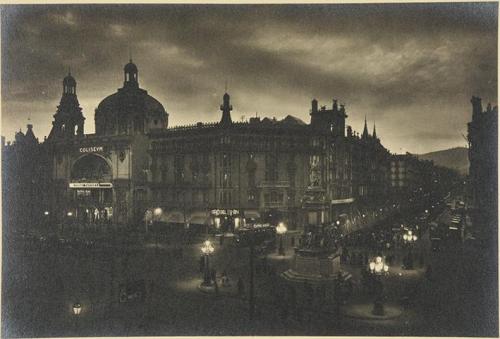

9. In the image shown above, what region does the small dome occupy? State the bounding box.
[124,60,138,73]
[63,73,76,86]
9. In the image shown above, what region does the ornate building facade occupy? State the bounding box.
[2,60,448,234]
[467,96,498,246]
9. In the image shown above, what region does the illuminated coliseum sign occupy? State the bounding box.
[79,146,104,153]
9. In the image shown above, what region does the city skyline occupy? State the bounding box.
[1,3,497,154]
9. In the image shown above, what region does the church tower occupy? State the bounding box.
[48,71,85,139]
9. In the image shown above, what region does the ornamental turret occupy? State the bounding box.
[124,59,139,89]
[220,92,233,125]
[48,71,85,139]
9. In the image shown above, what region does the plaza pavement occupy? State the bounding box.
[2,204,497,336]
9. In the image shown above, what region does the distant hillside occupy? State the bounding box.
[418,147,469,175]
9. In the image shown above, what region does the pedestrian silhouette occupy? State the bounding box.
[214,280,219,297]
[237,277,245,297]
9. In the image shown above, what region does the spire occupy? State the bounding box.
[220,92,233,125]
[373,121,377,139]
[362,115,369,139]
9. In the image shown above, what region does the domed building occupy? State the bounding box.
[4,59,416,237]
[95,59,168,135]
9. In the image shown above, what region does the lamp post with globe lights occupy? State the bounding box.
[368,256,389,275]
[144,209,153,234]
[43,210,50,233]
[64,211,74,235]
[72,302,82,333]
[201,240,215,286]
[153,208,163,249]
[276,222,287,255]
[367,256,389,316]
[402,230,417,269]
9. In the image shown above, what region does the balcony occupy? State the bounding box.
[264,201,287,209]
[258,180,290,188]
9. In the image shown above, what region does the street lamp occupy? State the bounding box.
[276,222,287,256]
[153,207,163,218]
[201,240,215,286]
[43,211,50,232]
[72,302,82,315]
[72,302,82,333]
[402,230,417,269]
[64,211,74,235]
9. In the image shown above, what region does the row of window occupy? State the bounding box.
[151,152,295,186]
[150,188,299,206]
[152,136,309,152]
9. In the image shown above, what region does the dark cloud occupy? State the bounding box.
[1,3,497,153]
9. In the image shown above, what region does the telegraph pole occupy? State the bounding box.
[249,224,255,321]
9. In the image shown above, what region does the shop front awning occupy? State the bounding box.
[189,211,211,225]
[165,211,185,224]
[244,210,260,220]
[331,197,355,205]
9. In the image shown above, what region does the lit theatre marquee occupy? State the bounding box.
[69,182,113,188]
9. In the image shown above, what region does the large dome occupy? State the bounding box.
[97,87,166,115]
[94,61,168,135]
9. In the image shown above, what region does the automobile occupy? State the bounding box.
[431,237,441,252]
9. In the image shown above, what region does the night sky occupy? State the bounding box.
[1,3,497,153]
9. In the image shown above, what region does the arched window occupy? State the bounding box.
[71,154,112,182]
[134,116,144,133]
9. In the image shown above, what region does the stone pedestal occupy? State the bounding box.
[281,248,350,284]
[294,248,340,277]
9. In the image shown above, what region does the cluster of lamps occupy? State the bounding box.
[368,256,389,275]
[403,230,417,242]
[201,240,215,255]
